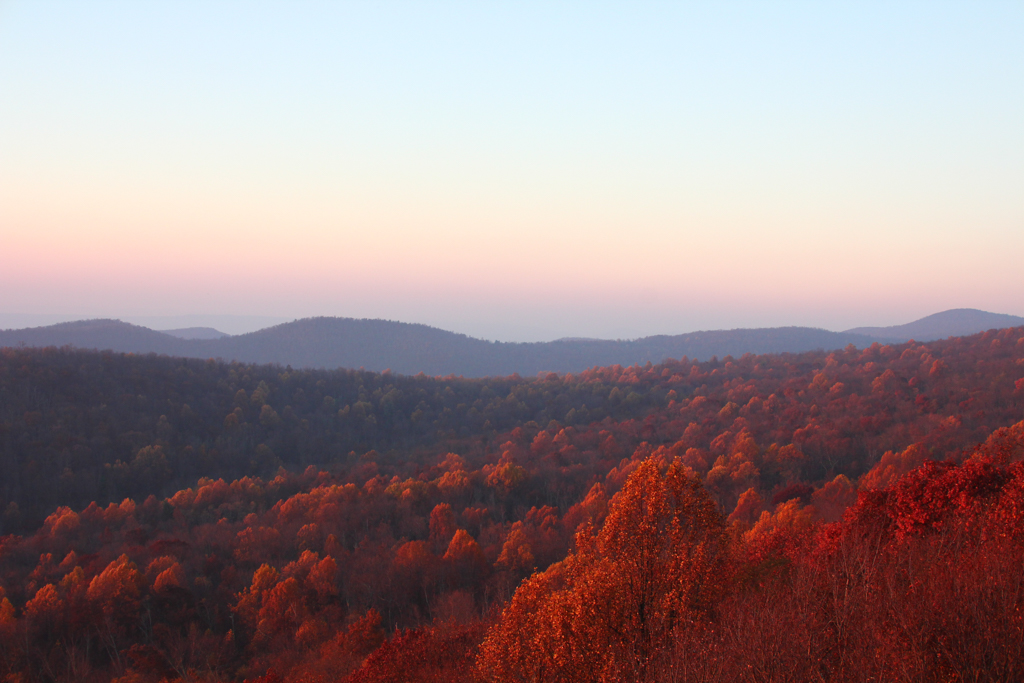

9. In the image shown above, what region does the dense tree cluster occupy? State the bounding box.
[481,421,1024,682]
[0,326,1023,681]
[0,421,1021,682]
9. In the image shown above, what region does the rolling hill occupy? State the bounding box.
[3,308,1020,377]
[0,317,893,376]
[845,308,1024,342]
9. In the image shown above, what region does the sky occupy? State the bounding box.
[1,2,1022,341]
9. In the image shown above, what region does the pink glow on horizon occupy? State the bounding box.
[1,3,1022,340]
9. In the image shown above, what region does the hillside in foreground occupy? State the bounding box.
[0,326,1022,681]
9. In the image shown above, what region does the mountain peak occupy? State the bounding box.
[845,308,1024,342]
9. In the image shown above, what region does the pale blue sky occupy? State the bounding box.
[1,2,1022,339]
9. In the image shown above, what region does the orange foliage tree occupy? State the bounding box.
[479,457,727,682]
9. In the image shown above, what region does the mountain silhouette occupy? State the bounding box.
[3,309,1020,377]
[845,308,1024,342]
[0,317,884,376]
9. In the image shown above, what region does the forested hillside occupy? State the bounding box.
[2,326,1022,531]
[0,327,1022,681]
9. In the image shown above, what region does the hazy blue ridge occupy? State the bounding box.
[3,309,1019,377]
[845,308,1024,342]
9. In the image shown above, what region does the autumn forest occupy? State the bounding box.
[2,327,1024,682]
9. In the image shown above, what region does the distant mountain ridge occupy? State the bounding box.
[845,308,1024,342]
[205,319,892,376]
[0,319,189,355]
[0,318,894,377]
[1,308,1020,377]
